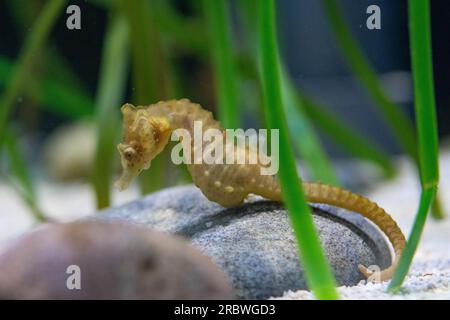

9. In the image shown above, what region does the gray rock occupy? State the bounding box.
[94,185,392,299]
[0,221,232,299]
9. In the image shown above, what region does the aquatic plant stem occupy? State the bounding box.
[300,93,395,178]
[234,1,395,179]
[321,0,417,160]
[259,0,338,299]
[4,130,48,222]
[0,57,94,119]
[92,13,129,209]
[203,0,240,128]
[237,0,338,185]
[389,0,440,291]
[121,0,174,195]
[281,70,339,185]
[0,0,67,146]
[321,0,444,219]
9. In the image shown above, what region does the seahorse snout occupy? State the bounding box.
[115,169,136,191]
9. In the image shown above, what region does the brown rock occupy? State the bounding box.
[0,222,232,299]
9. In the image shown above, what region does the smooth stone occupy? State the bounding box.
[0,221,232,299]
[94,185,392,299]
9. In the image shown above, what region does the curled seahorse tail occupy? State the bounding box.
[302,182,406,282]
[250,179,404,282]
[358,257,399,282]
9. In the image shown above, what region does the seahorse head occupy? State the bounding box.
[115,103,171,190]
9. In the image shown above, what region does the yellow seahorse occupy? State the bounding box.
[115,99,406,282]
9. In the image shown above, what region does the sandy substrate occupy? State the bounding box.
[1,152,450,299]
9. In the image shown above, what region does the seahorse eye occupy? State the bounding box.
[124,147,136,160]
